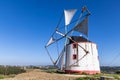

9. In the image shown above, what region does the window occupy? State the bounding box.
[73,54,77,60]
[73,43,78,48]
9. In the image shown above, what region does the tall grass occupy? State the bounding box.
[0,65,26,75]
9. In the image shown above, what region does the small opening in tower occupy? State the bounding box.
[73,43,78,48]
[73,54,77,60]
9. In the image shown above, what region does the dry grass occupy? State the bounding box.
[1,69,82,80]
[1,69,120,80]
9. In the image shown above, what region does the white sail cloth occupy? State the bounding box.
[74,17,88,36]
[46,31,65,47]
[46,9,88,47]
[46,37,55,47]
[64,9,77,26]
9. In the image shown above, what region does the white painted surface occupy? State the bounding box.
[65,42,100,73]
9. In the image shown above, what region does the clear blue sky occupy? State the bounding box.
[0,0,120,66]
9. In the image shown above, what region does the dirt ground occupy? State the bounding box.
[1,69,85,80]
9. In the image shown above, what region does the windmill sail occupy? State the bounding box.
[64,9,77,26]
[45,6,100,74]
[46,37,56,47]
[56,47,65,70]
[74,17,88,36]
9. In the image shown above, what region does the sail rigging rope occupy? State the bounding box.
[45,47,55,65]
[66,52,89,68]
[46,6,90,48]
[56,30,89,53]
[57,7,91,69]
[55,47,65,65]
[45,6,91,67]
[48,12,64,41]
[58,14,89,30]
[66,35,89,53]
[55,34,60,56]
[56,12,64,28]
[108,52,120,66]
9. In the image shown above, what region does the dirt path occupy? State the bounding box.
[1,69,85,80]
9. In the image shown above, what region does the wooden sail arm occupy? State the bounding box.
[54,47,65,65]
[66,52,89,68]
[45,44,65,66]
[45,6,91,48]
[56,30,89,53]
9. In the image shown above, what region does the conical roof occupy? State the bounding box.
[68,36,91,44]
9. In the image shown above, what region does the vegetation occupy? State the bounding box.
[76,77,99,80]
[40,66,58,73]
[75,73,120,80]
[0,75,15,79]
[0,75,4,79]
[100,66,120,74]
[116,70,120,74]
[0,65,26,75]
[40,66,120,79]
[1,65,120,80]
[0,65,26,79]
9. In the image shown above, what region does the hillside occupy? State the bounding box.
[1,69,83,80]
[1,66,120,80]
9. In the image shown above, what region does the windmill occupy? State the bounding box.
[45,6,100,74]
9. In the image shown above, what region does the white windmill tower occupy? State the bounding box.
[45,6,100,74]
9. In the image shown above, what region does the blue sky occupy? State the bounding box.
[0,0,120,66]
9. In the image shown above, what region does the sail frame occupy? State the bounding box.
[45,6,91,68]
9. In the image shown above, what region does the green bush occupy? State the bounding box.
[116,70,120,74]
[76,77,99,80]
[0,66,26,75]
[0,75,4,79]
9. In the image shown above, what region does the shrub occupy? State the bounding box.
[76,77,99,80]
[0,66,26,75]
[116,70,120,74]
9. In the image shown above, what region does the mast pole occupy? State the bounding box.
[60,25,67,71]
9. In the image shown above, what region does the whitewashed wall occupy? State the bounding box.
[65,42,100,74]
